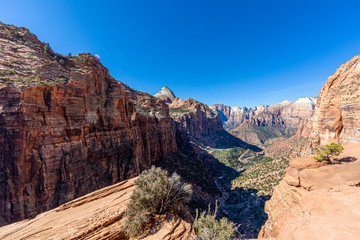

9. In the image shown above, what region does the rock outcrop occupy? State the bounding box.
[0,177,194,240]
[264,55,360,158]
[0,23,177,225]
[154,87,223,139]
[259,143,360,240]
[154,86,176,104]
[312,55,360,145]
[169,98,223,138]
[212,97,317,145]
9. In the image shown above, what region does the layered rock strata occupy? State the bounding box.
[0,177,194,240]
[0,23,177,225]
[264,55,360,158]
[311,55,360,145]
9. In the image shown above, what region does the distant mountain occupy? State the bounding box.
[211,97,317,145]
[153,86,176,103]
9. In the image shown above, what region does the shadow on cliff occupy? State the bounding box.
[156,132,268,239]
[209,153,270,238]
[195,129,262,152]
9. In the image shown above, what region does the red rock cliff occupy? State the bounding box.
[312,55,360,144]
[154,87,223,139]
[0,23,177,225]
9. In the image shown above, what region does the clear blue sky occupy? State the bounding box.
[1,0,360,107]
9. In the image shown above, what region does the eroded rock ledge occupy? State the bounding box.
[0,177,194,240]
[259,143,360,240]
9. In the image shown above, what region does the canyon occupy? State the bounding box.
[0,23,222,227]
[0,21,360,240]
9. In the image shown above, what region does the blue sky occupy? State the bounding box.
[1,0,360,107]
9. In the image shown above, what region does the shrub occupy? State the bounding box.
[44,43,50,54]
[59,59,65,66]
[193,202,238,240]
[124,166,192,237]
[314,142,344,163]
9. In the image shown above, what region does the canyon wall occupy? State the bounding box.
[0,23,227,227]
[259,55,360,239]
[154,86,223,139]
[0,23,177,225]
[311,55,360,145]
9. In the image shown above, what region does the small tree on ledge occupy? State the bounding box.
[314,142,344,164]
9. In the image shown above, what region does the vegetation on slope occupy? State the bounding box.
[210,146,289,196]
[230,122,293,145]
[193,203,238,240]
[232,157,289,196]
[125,166,192,237]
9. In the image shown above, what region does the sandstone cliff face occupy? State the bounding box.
[312,55,360,145]
[259,143,360,240]
[169,98,223,138]
[211,97,317,144]
[0,177,194,240]
[266,55,360,158]
[0,23,177,225]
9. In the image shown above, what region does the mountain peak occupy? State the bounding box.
[154,86,176,103]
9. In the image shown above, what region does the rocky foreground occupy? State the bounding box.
[0,177,194,240]
[259,143,360,240]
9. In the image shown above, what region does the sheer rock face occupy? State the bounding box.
[259,143,360,240]
[0,178,194,240]
[311,55,360,145]
[169,98,223,138]
[212,97,317,144]
[0,23,177,225]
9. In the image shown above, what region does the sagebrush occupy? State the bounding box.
[193,202,238,240]
[124,166,192,237]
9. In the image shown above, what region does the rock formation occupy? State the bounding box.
[211,97,317,145]
[311,55,360,145]
[169,98,223,138]
[0,177,194,240]
[0,23,229,228]
[154,87,259,152]
[259,143,360,240]
[264,55,360,158]
[0,23,178,225]
[154,86,176,104]
[259,55,360,239]
[154,87,228,143]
